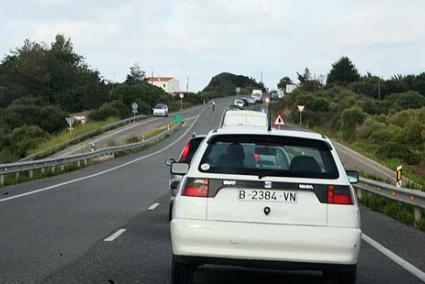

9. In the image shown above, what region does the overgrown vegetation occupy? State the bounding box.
[201,72,265,99]
[272,57,425,187]
[1,35,250,163]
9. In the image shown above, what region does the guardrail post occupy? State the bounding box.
[61,165,65,172]
[414,207,422,228]
[84,159,88,166]
[0,174,4,186]
[29,170,34,179]
[15,172,20,182]
[51,166,55,173]
[41,168,45,174]
[77,161,81,167]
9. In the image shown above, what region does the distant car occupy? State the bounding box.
[247,96,257,105]
[227,104,242,111]
[233,99,244,109]
[220,110,268,129]
[240,98,249,106]
[166,134,206,220]
[153,103,168,117]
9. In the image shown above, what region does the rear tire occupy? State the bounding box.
[168,202,173,221]
[171,256,194,284]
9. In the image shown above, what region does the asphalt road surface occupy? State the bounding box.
[0,99,424,284]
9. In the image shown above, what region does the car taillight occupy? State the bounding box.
[327,185,353,205]
[179,142,191,162]
[182,178,209,197]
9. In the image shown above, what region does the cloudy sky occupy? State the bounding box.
[1,0,424,91]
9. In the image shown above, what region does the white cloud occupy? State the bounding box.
[1,0,424,90]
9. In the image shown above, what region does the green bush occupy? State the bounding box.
[10,125,49,157]
[339,107,367,140]
[89,100,128,121]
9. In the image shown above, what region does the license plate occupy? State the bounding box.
[238,189,297,203]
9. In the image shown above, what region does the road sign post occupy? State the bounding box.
[132,102,138,123]
[65,117,76,135]
[396,165,403,188]
[236,87,241,97]
[179,93,184,110]
[297,105,305,125]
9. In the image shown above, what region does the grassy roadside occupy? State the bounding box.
[306,124,425,190]
[126,121,177,144]
[29,117,119,155]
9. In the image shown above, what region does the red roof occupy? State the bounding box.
[147,77,174,82]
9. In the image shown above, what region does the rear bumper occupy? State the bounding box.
[174,255,356,273]
[171,219,361,266]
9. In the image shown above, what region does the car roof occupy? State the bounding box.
[224,110,266,117]
[210,127,328,142]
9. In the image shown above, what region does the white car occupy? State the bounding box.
[247,96,257,105]
[221,110,268,129]
[152,103,168,117]
[233,99,244,109]
[170,127,361,284]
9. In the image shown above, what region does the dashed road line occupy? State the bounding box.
[104,229,127,242]
[148,202,160,210]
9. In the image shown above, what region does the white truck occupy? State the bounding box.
[251,89,263,103]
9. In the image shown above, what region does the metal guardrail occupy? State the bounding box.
[0,122,182,186]
[354,177,425,227]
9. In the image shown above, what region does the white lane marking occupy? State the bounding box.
[362,234,425,282]
[104,229,127,242]
[0,109,205,203]
[148,202,160,210]
[334,142,395,181]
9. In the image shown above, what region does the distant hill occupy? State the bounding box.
[201,72,265,98]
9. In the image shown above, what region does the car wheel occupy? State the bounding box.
[168,202,173,221]
[171,256,194,284]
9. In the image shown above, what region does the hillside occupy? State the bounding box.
[201,72,265,98]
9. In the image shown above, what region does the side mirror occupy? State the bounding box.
[346,170,359,184]
[165,158,176,167]
[171,162,189,175]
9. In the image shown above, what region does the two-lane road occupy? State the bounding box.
[0,99,424,283]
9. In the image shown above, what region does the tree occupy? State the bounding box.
[327,56,360,85]
[277,76,292,90]
[297,68,323,91]
[125,63,145,85]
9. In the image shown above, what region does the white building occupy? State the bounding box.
[285,84,298,94]
[147,77,180,94]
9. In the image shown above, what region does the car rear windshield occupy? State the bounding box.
[199,134,339,179]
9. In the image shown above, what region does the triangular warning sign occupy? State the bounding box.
[274,114,285,126]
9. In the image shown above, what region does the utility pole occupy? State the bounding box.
[378,78,381,101]
[186,77,189,93]
[260,71,263,83]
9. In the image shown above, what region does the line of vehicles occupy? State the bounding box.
[165,104,362,284]
[152,89,267,117]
